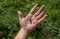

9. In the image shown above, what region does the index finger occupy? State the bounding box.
[29,3,38,14]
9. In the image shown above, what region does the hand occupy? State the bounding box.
[18,4,47,33]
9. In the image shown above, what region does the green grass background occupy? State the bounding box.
[0,0,60,39]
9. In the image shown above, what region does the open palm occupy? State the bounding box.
[18,4,47,32]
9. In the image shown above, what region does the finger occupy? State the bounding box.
[36,9,46,20]
[29,3,38,14]
[25,14,32,21]
[37,15,47,24]
[18,11,24,19]
[25,4,38,20]
[34,5,44,17]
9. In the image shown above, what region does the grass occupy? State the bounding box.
[0,0,60,39]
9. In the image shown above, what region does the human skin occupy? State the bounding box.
[14,4,48,39]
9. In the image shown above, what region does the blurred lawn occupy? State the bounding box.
[0,0,60,39]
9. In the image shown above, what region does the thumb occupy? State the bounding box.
[18,11,24,19]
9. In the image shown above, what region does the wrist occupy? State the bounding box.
[21,27,31,34]
[20,27,29,34]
